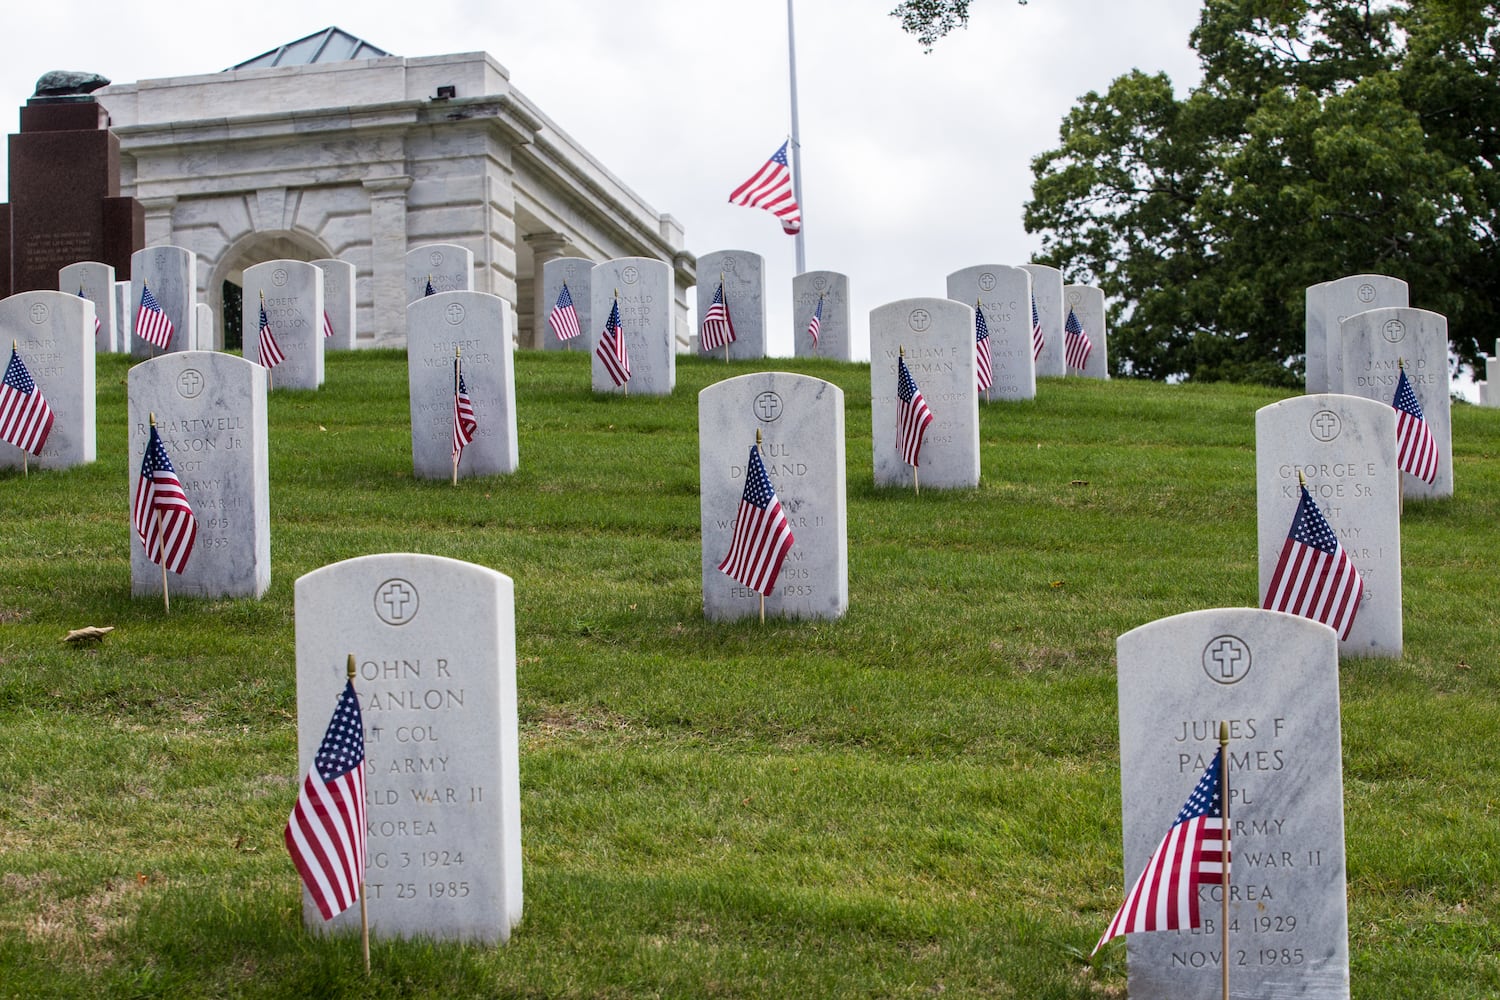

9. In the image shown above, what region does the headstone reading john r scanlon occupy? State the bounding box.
[0,290,95,470]
[130,245,196,357]
[242,260,325,390]
[1114,607,1349,1000]
[792,270,853,362]
[946,265,1037,401]
[59,260,117,353]
[294,553,523,944]
[697,249,766,360]
[590,256,675,396]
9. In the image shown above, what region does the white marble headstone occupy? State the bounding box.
[1303,282,1330,393]
[312,258,357,351]
[1320,275,1408,393]
[196,303,216,351]
[699,372,847,621]
[294,553,522,944]
[946,265,1037,402]
[1256,394,1401,658]
[130,245,197,358]
[406,243,474,303]
[242,260,326,390]
[540,256,593,352]
[127,352,270,598]
[407,291,518,480]
[1063,283,1110,379]
[1020,263,1065,378]
[590,257,675,396]
[1339,307,1452,499]
[697,250,766,360]
[59,261,117,354]
[114,281,131,353]
[0,291,95,470]
[1115,608,1349,1000]
[869,297,980,489]
[792,271,853,362]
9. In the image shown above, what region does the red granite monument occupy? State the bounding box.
[2,71,143,298]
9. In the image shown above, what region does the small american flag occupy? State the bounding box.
[718,444,796,597]
[424,276,437,297]
[549,282,582,342]
[1064,307,1094,371]
[806,294,823,350]
[80,287,101,336]
[321,310,334,339]
[452,361,477,464]
[595,298,631,387]
[728,140,802,235]
[1030,293,1044,362]
[897,355,934,468]
[1262,482,1364,640]
[257,300,286,369]
[132,424,197,575]
[1094,748,1229,954]
[975,303,994,393]
[0,347,55,456]
[284,678,367,921]
[1392,366,1438,485]
[700,280,737,352]
[136,282,175,351]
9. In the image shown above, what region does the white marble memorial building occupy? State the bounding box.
[94,27,696,350]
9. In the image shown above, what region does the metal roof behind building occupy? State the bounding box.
[230,27,391,70]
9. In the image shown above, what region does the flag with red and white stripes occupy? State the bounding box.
[284,678,367,921]
[897,355,934,467]
[1064,307,1094,371]
[549,282,582,342]
[595,298,631,387]
[700,280,737,353]
[1262,482,1364,640]
[136,282,175,351]
[452,361,477,464]
[1030,293,1044,362]
[728,140,802,235]
[321,310,334,339]
[0,347,55,456]
[975,303,994,393]
[1392,366,1438,485]
[806,294,823,351]
[132,424,198,575]
[257,301,286,369]
[717,444,795,597]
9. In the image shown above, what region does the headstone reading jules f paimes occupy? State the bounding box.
[591,256,675,396]
[406,243,473,303]
[1114,607,1349,1000]
[699,372,848,621]
[130,245,196,357]
[0,290,94,470]
[1020,263,1065,378]
[59,260,117,353]
[946,264,1036,402]
[697,249,766,360]
[242,260,325,390]
[792,270,852,362]
[294,553,523,944]
[127,351,270,598]
[540,256,593,352]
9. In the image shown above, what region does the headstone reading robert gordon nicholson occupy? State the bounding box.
[1319,274,1408,394]
[792,270,853,362]
[1115,607,1349,1000]
[699,372,847,621]
[869,297,980,489]
[406,243,473,303]
[294,553,522,944]
[407,290,518,479]
[1020,263,1065,378]
[130,245,196,357]
[1256,394,1401,658]
[0,290,95,470]
[1063,283,1110,380]
[242,260,325,390]
[312,258,357,351]
[540,256,593,352]
[59,260,117,354]
[1339,306,1453,500]
[127,351,269,598]
[697,249,766,360]
[590,256,675,396]
[946,264,1036,402]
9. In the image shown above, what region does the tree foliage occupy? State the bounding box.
[1016,1,1499,384]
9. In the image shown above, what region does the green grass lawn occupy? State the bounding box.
[1,350,1496,999]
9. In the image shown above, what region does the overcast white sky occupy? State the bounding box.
[3,0,1208,358]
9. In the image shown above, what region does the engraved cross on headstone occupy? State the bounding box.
[1313,411,1340,440]
[380,581,415,621]
[1208,638,1245,681]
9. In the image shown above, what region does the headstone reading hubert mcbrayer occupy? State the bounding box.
[130,245,196,358]
[698,249,766,360]
[1339,306,1453,500]
[406,243,474,303]
[1256,394,1401,658]
[312,258,357,351]
[946,265,1037,402]
[0,290,95,471]
[242,260,325,390]
[1304,281,1330,393]
[1114,607,1349,1000]
[59,260,117,354]
[1020,263,1065,378]
[294,553,523,944]
[1063,283,1110,380]
[407,290,518,480]
[540,256,593,352]
[869,297,980,489]
[699,372,847,621]
[127,351,269,599]
[590,256,675,396]
[1319,274,1408,393]
[792,270,853,362]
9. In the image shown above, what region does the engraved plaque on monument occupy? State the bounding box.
[0,290,94,470]
[406,244,473,303]
[294,553,523,944]
[1063,283,1110,380]
[242,260,325,390]
[699,372,848,621]
[1320,274,1408,393]
[127,351,270,599]
[312,258,357,351]
[791,270,853,362]
[946,265,1037,401]
[407,291,518,480]
[1020,263,1065,378]
[1114,607,1349,1000]
[1256,394,1401,658]
[869,297,980,489]
[590,257,675,396]
[59,261,117,353]
[540,256,593,352]
[697,250,766,360]
[130,245,196,358]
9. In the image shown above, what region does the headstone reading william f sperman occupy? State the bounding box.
[699,372,847,621]
[698,249,766,360]
[130,245,196,357]
[540,256,593,352]
[127,351,269,598]
[590,256,675,396]
[1114,607,1349,1000]
[946,264,1037,402]
[59,260,117,354]
[0,290,95,470]
[792,270,853,362]
[406,243,473,303]
[242,260,325,390]
[294,553,523,944]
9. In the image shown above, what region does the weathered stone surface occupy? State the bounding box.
[0,290,94,470]
[792,270,853,362]
[946,265,1036,401]
[242,260,325,390]
[697,250,766,361]
[590,257,674,396]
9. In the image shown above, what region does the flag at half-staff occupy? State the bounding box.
[132,419,198,575]
[806,294,823,353]
[974,301,994,394]
[1029,293,1044,362]
[727,140,802,235]
[717,440,795,597]
[1262,476,1364,640]
[451,350,477,474]
[1392,361,1438,485]
[548,282,581,343]
[595,294,632,389]
[0,343,55,457]
[257,294,286,369]
[1064,307,1094,371]
[700,277,736,356]
[136,281,174,352]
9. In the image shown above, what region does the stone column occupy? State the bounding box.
[140,196,178,248]
[363,176,413,346]
[523,232,570,349]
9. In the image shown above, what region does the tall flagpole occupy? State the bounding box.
[787,0,806,275]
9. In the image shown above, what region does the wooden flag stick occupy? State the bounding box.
[452,347,462,487]
[1219,719,1231,1000]
[350,652,371,975]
